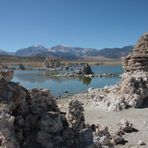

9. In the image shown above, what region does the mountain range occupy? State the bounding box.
[0,45,133,60]
[0,49,8,55]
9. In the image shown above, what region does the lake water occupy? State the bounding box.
[12,65,123,96]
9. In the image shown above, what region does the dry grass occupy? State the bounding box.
[0,56,121,68]
[3,61,43,68]
[62,59,121,66]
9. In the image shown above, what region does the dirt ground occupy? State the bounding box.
[57,93,148,148]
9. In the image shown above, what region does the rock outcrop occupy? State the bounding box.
[66,100,85,133]
[0,75,73,148]
[81,63,93,74]
[122,33,148,72]
[89,33,148,110]
[19,64,25,70]
[0,72,96,148]
[0,70,14,81]
[119,72,148,107]
[93,125,113,147]
[44,57,61,68]
[120,33,148,107]
[0,70,134,148]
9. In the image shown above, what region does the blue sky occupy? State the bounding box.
[0,0,148,52]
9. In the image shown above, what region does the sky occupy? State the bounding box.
[0,0,148,52]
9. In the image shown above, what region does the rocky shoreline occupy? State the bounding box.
[0,33,148,148]
[58,33,148,147]
[1,71,145,148]
[57,91,148,148]
[0,70,133,148]
[85,33,148,111]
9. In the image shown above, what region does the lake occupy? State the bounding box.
[12,65,123,96]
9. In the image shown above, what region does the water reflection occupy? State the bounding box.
[78,76,91,85]
[14,70,47,83]
[15,70,93,86]
[12,66,123,96]
[14,70,76,83]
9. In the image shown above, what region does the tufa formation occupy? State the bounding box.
[0,70,133,148]
[90,33,148,110]
[122,33,148,72]
[0,70,85,148]
[120,33,148,107]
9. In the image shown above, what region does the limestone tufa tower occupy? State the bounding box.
[122,33,148,72]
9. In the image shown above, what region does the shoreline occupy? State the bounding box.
[57,91,148,148]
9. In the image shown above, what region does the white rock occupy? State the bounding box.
[138,140,145,145]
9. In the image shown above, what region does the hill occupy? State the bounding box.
[98,46,133,59]
[15,45,48,57]
[0,49,8,55]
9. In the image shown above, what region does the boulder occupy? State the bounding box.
[93,125,112,147]
[44,57,61,68]
[120,72,148,107]
[119,119,135,133]
[0,113,19,148]
[81,63,93,74]
[66,100,85,133]
[0,70,14,82]
[111,135,126,145]
[138,140,146,145]
[79,128,93,146]
[19,64,25,70]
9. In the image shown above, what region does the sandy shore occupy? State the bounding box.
[57,93,148,148]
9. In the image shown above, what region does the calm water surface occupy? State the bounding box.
[12,65,123,96]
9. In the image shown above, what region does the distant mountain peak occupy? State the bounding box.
[56,44,65,47]
[32,44,46,48]
[50,44,70,49]
[15,45,48,57]
[0,49,8,55]
[0,44,133,60]
[98,45,133,59]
